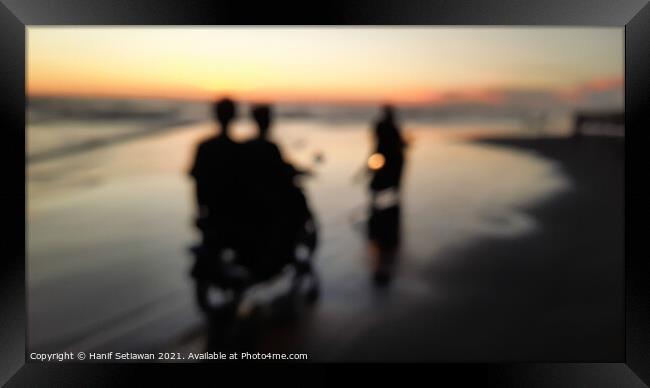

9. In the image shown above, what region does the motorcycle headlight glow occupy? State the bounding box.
[368,153,385,171]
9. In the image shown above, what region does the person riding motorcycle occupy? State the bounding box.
[189,99,317,311]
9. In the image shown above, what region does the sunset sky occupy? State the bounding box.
[28,27,623,106]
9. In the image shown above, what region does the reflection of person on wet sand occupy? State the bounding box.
[366,105,407,286]
[368,203,401,286]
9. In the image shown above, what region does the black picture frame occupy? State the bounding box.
[1,0,648,385]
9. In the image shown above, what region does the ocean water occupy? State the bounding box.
[26,99,571,352]
[27,96,573,161]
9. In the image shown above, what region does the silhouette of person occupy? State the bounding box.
[189,98,247,285]
[366,105,406,286]
[242,104,313,279]
[247,105,310,183]
[369,105,406,196]
[245,105,296,198]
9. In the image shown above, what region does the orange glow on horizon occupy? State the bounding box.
[28,27,624,106]
[28,83,446,105]
[558,76,624,103]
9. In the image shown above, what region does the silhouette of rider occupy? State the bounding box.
[242,104,312,278]
[189,98,247,267]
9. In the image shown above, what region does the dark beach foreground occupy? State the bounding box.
[337,136,624,361]
[171,135,624,362]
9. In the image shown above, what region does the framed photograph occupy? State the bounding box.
[0,0,648,385]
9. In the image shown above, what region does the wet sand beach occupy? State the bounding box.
[331,137,624,361]
[27,120,623,361]
[168,136,623,362]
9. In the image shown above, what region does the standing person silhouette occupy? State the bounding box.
[369,105,406,198]
[189,98,247,288]
[366,105,407,286]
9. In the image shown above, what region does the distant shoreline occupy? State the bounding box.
[27,118,204,165]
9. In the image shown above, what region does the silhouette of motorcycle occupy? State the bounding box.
[189,167,320,315]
